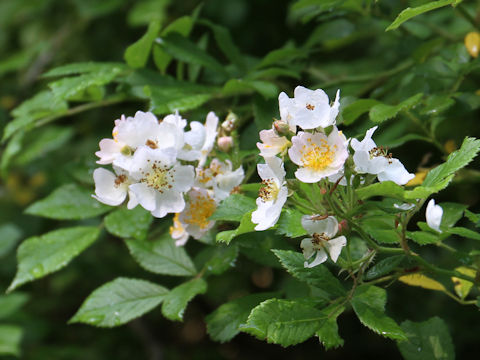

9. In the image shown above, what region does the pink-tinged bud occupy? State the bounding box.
[217,136,233,152]
[320,188,327,195]
[273,120,290,136]
[338,219,349,234]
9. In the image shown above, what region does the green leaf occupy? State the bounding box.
[369,93,423,123]
[386,0,461,31]
[0,325,23,356]
[210,194,256,222]
[125,235,197,276]
[105,207,152,240]
[440,202,467,228]
[397,317,455,360]
[356,181,405,201]
[25,183,111,220]
[465,210,480,227]
[124,21,161,68]
[275,209,308,238]
[422,137,480,189]
[146,84,215,114]
[203,244,239,276]
[272,250,346,299]
[342,99,380,125]
[43,62,127,77]
[216,211,256,244]
[404,175,454,199]
[206,292,276,342]
[361,216,401,244]
[0,293,29,319]
[0,223,22,258]
[407,231,439,245]
[447,227,480,241]
[364,255,405,280]
[241,298,328,346]
[252,95,277,131]
[350,285,407,341]
[8,226,100,292]
[159,33,228,78]
[70,277,168,327]
[315,305,344,350]
[223,79,278,99]
[161,278,207,321]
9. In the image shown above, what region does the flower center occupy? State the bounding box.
[141,161,174,193]
[145,139,158,149]
[302,138,335,171]
[183,193,216,229]
[306,103,315,110]
[369,146,393,163]
[312,232,330,247]
[114,174,127,187]
[259,178,279,202]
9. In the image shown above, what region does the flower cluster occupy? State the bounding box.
[252,86,416,267]
[93,110,244,245]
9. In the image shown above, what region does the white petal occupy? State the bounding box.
[300,238,315,259]
[92,168,127,206]
[351,126,377,152]
[305,249,328,268]
[326,236,347,262]
[301,215,338,238]
[426,199,443,233]
[252,186,287,230]
[151,190,185,218]
[96,139,123,165]
[377,158,415,185]
[172,164,195,192]
[129,183,157,211]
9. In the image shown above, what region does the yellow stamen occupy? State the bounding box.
[170,213,184,236]
[183,193,216,229]
[259,178,279,202]
[141,161,174,193]
[302,138,335,171]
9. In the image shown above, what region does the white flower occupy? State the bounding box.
[170,213,189,247]
[178,111,218,166]
[251,157,288,231]
[92,167,138,208]
[300,215,347,268]
[256,129,291,158]
[426,199,443,233]
[209,159,245,201]
[288,127,348,183]
[95,111,162,171]
[128,146,194,218]
[178,187,217,240]
[279,86,340,130]
[351,126,414,185]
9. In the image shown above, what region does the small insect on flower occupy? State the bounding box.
[300,215,347,268]
[278,86,340,130]
[251,156,288,231]
[351,126,414,185]
[288,127,348,183]
[426,199,443,233]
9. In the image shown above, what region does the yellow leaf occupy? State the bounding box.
[399,274,446,291]
[451,266,476,299]
[465,32,480,58]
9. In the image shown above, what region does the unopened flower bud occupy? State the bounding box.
[338,219,349,234]
[221,112,238,133]
[273,120,291,136]
[217,136,233,152]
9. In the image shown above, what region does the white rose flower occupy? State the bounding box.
[288,127,348,183]
[251,157,288,231]
[178,187,217,241]
[209,159,245,201]
[256,128,291,158]
[95,111,162,171]
[351,126,414,185]
[278,86,340,130]
[426,199,443,233]
[128,146,194,218]
[92,167,138,208]
[300,215,347,268]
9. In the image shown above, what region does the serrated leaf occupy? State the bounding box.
[356,181,405,201]
[440,202,467,228]
[0,325,22,356]
[364,255,405,280]
[105,207,152,240]
[25,183,111,220]
[369,93,423,123]
[275,209,308,238]
[161,278,207,321]
[240,298,329,346]
[8,226,100,292]
[361,216,400,244]
[146,84,215,114]
[210,194,256,222]
[404,175,454,199]
[315,305,344,350]
[386,0,460,31]
[43,62,127,77]
[351,285,407,340]
[399,274,446,291]
[0,293,29,320]
[272,250,346,299]
[125,235,196,276]
[407,231,439,245]
[124,21,161,68]
[342,99,380,125]
[465,210,480,227]
[447,227,480,241]
[451,266,475,299]
[70,277,168,327]
[422,137,480,188]
[216,211,256,244]
[206,292,276,343]
[397,317,455,360]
